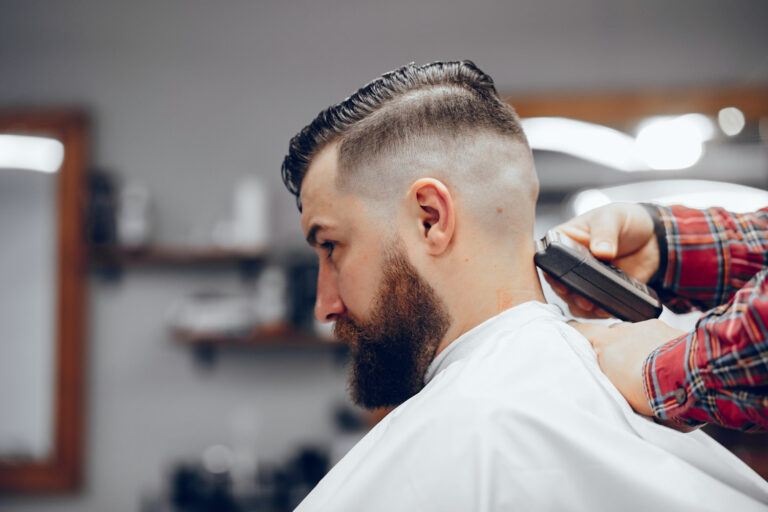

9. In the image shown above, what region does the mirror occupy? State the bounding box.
[0,110,88,492]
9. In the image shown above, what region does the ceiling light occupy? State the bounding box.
[717,107,746,136]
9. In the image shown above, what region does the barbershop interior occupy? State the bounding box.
[1,1,768,511]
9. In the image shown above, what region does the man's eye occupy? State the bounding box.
[320,241,336,259]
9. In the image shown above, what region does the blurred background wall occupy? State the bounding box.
[0,0,767,510]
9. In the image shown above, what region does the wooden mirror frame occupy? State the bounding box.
[0,110,89,492]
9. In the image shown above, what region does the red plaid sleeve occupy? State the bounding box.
[642,205,768,431]
[654,205,768,313]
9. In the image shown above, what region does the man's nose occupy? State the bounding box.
[314,262,346,322]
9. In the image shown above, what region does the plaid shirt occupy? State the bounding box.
[643,205,768,432]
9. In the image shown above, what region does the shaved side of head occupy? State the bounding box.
[336,86,538,240]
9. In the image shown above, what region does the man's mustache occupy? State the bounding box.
[333,315,363,347]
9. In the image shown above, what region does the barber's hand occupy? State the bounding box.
[544,202,660,319]
[573,319,685,417]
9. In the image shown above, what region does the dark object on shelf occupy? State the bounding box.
[259,446,330,511]
[293,448,328,491]
[86,170,117,247]
[334,404,366,432]
[170,464,240,512]
[286,256,318,332]
[160,446,330,512]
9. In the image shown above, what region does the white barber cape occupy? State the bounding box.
[296,302,768,511]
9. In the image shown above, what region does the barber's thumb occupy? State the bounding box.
[587,211,622,260]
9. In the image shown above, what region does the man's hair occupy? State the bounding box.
[280,60,529,211]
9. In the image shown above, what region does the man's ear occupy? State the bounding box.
[406,178,455,256]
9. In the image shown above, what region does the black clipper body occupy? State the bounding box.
[535,230,663,322]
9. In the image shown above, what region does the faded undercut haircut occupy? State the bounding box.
[280,60,537,234]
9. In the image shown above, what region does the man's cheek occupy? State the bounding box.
[339,278,373,318]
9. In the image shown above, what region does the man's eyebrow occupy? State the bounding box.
[305,224,323,247]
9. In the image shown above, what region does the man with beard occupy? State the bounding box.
[281,61,768,511]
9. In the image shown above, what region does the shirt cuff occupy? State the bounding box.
[642,331,705,426]
[641,203,669,291]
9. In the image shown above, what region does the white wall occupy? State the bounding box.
[0,0,767,510]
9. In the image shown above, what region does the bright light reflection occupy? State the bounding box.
[634,114,713,170]
[571,180,768,216]
[571,189,613,216]
[522,117,645,172]
[0,134,64,173]
[523,114,717,172]
[718,107,746,136]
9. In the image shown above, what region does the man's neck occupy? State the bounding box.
[432,241,546,357]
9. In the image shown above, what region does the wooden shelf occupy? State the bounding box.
[170,324,344,366]
[88,247,327,361]
[170,323,338,349]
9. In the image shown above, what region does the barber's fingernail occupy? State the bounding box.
[594,242,613,255]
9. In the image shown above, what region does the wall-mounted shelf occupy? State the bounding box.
[88,246,326,363]
[171,323,334,348]
[171,323,343,366]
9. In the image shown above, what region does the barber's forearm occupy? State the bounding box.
[643,269,768,432]
[651,205,768,312]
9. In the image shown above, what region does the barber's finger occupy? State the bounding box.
[586,305,613,319]
[584,208,624,260]
[543,273,597,315]
[555,289,597,318]
[542,273,569,296]
[542,273,613,319]
[555,223,591,247]
[565,291,613,319]
[565,299,612,320]
[574,295,594,312]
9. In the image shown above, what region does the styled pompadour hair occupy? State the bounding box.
[280,60,527,211]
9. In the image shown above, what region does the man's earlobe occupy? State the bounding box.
[408,178,455,256]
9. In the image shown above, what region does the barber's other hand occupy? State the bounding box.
[545,202,659,319]
[573,319,685,417]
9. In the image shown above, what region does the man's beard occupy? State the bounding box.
[333,249,451,409]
